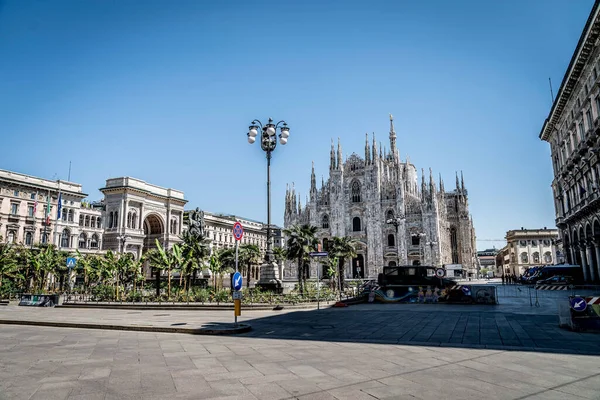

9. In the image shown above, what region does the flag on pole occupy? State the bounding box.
[56,193,62,221]
[45,190,51,224]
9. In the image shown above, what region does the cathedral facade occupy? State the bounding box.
[284,116,477,280]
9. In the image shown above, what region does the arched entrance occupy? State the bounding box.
[352,254,365,278]
[143,214,165,250]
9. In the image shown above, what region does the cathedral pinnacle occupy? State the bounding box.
[372,133,377,160]
[439,173,445,193]
[365,133,371,165]
[330,139,335,170]
[429,167,436,194]
[310,161,316,195]
[337,137,343,171]
[455,171,460,192]
[461,170,465,192]
[389,113,398,162]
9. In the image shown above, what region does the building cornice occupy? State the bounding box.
[540,0,600,142]
[99,186,188,205]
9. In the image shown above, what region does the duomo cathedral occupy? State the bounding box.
[284,115,477,279]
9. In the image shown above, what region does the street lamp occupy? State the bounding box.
[247,117,290,291]
[386,215,405,266]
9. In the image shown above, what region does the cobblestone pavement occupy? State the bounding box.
[1,323,600,400]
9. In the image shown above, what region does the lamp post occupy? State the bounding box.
[247,117,290,291]
[386,215,405,266]
[116,234,129,300]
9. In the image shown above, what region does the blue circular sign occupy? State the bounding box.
[461,286,471,296]
[232,272,243,291]
[570,297,587,312]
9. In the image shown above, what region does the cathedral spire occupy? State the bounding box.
[365,133,371,165]
[439,173,445,193]
[429,168,436,194]
[337,137,343,171]
[297,193,302,213]
[310,161,316,196]
[372,133,378,160]
[379,142,383,161]
[330,139,335,170]
[321,175,325,190]
[421,168,426,196]
[456,171,460,192]
[389,113,398,162]
[461,171,465,192]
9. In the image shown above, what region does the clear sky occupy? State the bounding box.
[0,0,595,250]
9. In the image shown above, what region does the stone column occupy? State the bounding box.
[570,246,577,267]
[579,244,589,282]
[594,239,600,283]
[586,241,597,282]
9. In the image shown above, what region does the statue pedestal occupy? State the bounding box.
[257,261,283,293]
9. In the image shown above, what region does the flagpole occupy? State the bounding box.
[31,191,38,249]
[53,180,62,249]
[43,189,50,246]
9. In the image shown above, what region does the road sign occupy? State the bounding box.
[66,257,76,269]
[570,296,587,312]
[232,271,243,291]
[233,291,243,300]
[461,286,471,296]
[309,252,329,257]
[233,222,244,241]
[435,268,445,278]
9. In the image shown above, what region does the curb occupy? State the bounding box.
[0,319,252,335]
[58,302,334,311]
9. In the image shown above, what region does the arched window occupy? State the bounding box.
[386,210,394,221]
[520,252,529,263]
[132,213,137,229]
[61,228,70,248]
[387,234,395,247]
[127,212,132,228]
[41,233,48,244]
[7,231,16,244]
[109,212,114,228]
[351,181,361,202]
[62,209,68,221]
[25,232,33,245]
[532,252,540,264]
[79,215,84,226]
[78,233,87,249]
[85,215,90,227]
[90,217,96,228]
[388,261,397,267]
[321,214,329,229]
[544,252,552,264]
[352,217,361,232]
[97,217,102,229]
[114,211,118,227]
[68,209,74,222]
[90,234,99,249]
[412,235,420,246]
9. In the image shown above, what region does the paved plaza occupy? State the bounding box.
[1,295,600,399]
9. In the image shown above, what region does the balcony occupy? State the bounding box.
[7,214,19,222]
[25,216,35,224]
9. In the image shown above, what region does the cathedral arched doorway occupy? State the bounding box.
[352,254,365,278]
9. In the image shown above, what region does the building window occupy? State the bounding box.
[25,232,33,245]
[351,181,361,203]
[115,212,118,227]
[7,231,16,244]
[531,240,538,247]
[90,234,99,249]
[544,252,552,263]
[97,217,102,229]
[132,213,137,229]
[79,215,84,226]
[520,252,528,263]
[28,205,34,217]
[321,214,329,229]
[352,217,361,232]
[532,252,540,264]
[412,235,420,246]
[62,209,68,221]
[586,110,593,129]
[386,210,394,221]
[519,240,527,247]
[41,233,48,244]
[85,215,90,227]
[61,229,70,248]
[30,193,35,200]
[387,234,395,247]
[78,233,87,249]
[579,121,585,140]
[595,96,600,118]
[13,190,19,197]
[10,203,18,215]
[68,209,74,223]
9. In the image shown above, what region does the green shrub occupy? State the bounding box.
[91,285,114,301]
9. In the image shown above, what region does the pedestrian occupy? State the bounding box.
[501,274,505,285]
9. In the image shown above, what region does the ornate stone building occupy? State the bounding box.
[99,177,187,262]
[284,116,477,280]
[501,228,560,277]
[540,1,600,283]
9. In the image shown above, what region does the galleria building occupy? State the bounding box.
[284,116,478,279]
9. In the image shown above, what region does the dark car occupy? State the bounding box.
[537,275,573,285]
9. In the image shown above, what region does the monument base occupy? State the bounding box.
[257,260,283,293]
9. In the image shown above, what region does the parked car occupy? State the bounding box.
[536,275,573,285]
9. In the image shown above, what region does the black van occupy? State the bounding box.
[526,264,583,284]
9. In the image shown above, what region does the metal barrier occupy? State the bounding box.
[495,284,600,307]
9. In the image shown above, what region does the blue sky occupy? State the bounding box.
[0,0,594,250]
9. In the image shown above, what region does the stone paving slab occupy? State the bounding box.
[1,325,599,400]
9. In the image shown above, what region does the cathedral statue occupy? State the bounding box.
[188,207,206,237]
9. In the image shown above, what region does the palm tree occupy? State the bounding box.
[0,243,18,290]
[217,248,236,289]
[145,240,182,298]
[239,244,261,288]
[329,236,358,293]
[179,230,211,290]
[284,224,318,295]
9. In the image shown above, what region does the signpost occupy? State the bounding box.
[66,257,76,291]
[232,222,244,326]
[435,268,445,278]
[570,296,587,312]
[309,250,328,310]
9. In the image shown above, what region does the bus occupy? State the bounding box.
[523,264,583,284]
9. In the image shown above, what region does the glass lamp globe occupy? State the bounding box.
[248,136,256,144]
[279,137,288,145]
[267,126,276,136]
[248,128,258,138]
[281,128,289,138]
